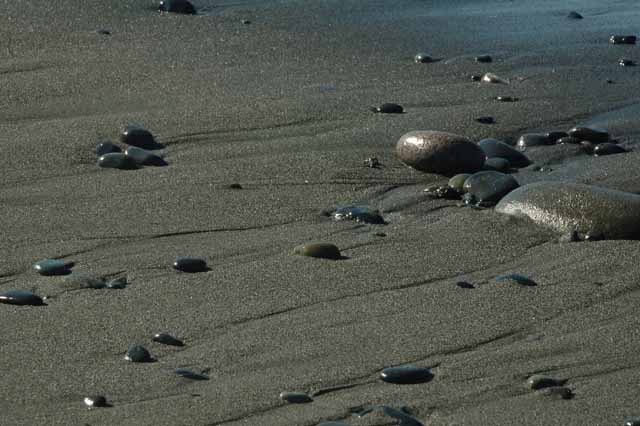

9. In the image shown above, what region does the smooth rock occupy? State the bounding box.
[372,103,403,114]
[332,206,384,224]
[125,345,153,363]
[495,182,640,239]
[496,95,517,102]
[34,259,73,276]
[463,171,519,204]
[567,11,583,19]
[568,126,609,143]
[318,422,348,426]
[619,58,636,67]
[496,274,537,286]
[96,142,121,156]
[624,419,640,426]
[280,392,313,403]
[517,133,550,149]
[380,366,433,384]
[448,173,471,193]
[556,136,581,145]
[593,143,627,156]
[396,130,485,176]
[456,281,475,289]
[414,53,434,63]
[175,369,209,380]
[535,386,574,400]
[124,146,167,166]
[478,139,531,168]
[610,35,636,45]
[84,395,109,408]
[153,333,184,346]
[545,131,568,143]
[0,290,45,306]
[481,73,507,83]
[97,153,139,170]
[476,116,495,124]
[121,125,162,150]
[475,54,492,63]
[293,243,342,260]
[527,374,564,390]
[159,0,196,14]
[173,257,208,273]
[483,157,511,172]
[106,276,127,289]
[61,274,107,290]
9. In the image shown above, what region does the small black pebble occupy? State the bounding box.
[456,281,475,289]
[476,116,495,124]
[159,0,196,14]
[228,183,243,189]
[380,366,433,384]
[567,11,583,19]
[241,19,251,24]
[470,75,482,82]
[175,368,209,380]
[496,274,537,286]
[84,395,109,408]
[624,418,640,426]
[475,55,492,63]
[0,290,45,306]
[619,58,636,67]
[153,333,184,347]
[495,96,517,102]
[610,35,637,45]
[372,103,404,114]
[173,257,208,273]
[96,29,111,35]
[584,232,604,241]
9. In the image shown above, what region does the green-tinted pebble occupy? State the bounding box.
[448,174,471,192]
[279,391,313,403]
[293,243,342,260]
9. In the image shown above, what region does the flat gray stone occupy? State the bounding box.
[496,182,640,239]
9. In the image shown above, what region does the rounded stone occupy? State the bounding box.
[175,368,209,380]
[478,139,531,168]
[396,130,485,176]
[481,73,506,83]
[545,131,568,143]
[124,146,167,166]
[125,345,153,363]
[153,333,184,346]
[556,136,581,145]
[61,273,106,290]
[475,54,492,63]
[293,243,342,260]
[495,96,517,102]
[97,153,139,170]
[619,58,635,67]
[567,11,583,19]
[279,391,313,403]
[34,259,73,276]
[380,366,433,384]
[496,274,537,286]
[593,143,627,156]
[483,157,511,172]
[535,386,574,400]
[120,125,162,150]
[624,419,640,426]
[476,116,495,124]
[463,171,519,204]
[517,133,550,149]
[173,257,208,273]
[332,206,384,224]
[372,103,403,114]
[84,395,108,408]
[96,142,121,157]
[456,281,475,289]
[0,290,45,306]
[448,173,471,193]
[414,53,434,63]
[495,182,640,239]
[106,276,127,289]
[159,0,196,14]
[567,126,609,143]
[610,35,636,45]
[527,374,564,390]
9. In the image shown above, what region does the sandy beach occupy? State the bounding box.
[2,0,640,425]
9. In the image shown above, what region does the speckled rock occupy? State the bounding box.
[495,182,640,239]
[463,171,519,205]
[279,392,313,403]
[517,133,550,149]
[34,259,73,276]
[97,153,139,170]
[293,243,342,260]
[380,366,433,384]
[0,290,45,306]
[479,139,531,168]
[568,126,609,143]
[593,143,627,156]
[396,131,485,176]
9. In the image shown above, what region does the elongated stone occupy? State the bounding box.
[483,157,510,172]
[121,125,162,150]
[125,345,153,362]
[0,290,45,306]
[175,368,209,380]
[106,277,127,289]
[380,366,433,384]
[475,54,492,63]
[124,146,167,166]
[463,171,519,204]
[478,139,531,168]
[567,11,583,19]
[372,103,403,114]
[610,35,636,45]
[568,126,609,143]
[279,392,313,403]
[448,173,471,193]
[332,206,384,224]
[153,333,184,346]
[593,143,626,156]
[98,153,139,170]
[414,53,434,63]
[96,142,121,156]
[517,133,550,149]
[527,374,564,390]
[159,0,196,14]
[173,257,208,273]
[496,274,537,286]
[293,243,342,260]
[34,259,73,276]
[84,395,109,408]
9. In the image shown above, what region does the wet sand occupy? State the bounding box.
[1,0,640,424]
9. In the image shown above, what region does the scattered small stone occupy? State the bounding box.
[97,153,139,170]
[380,366,433,384]
[545,131,568,143]
[153,333,184,346]
[470,75,482,82]
[463,171,519,205]
[96,142,121,156]
[606,79,614,84]
[293,243,342,260]
[527,374,565,390]
[125,345,153,363]
[568,126,609,143]
[332,206,385,224]
[475,54,492,63]
[414,53,434,63]
[567,11,583,19]
[364,157,381,168]
[610,35,636,45]
[496,95,517,102]
[173,257,208,273]
[175,368,209,380]
[456,281,475,289]
[517,133,550,149]
[96,29,112,35]
[481,73,507,83]
[61,273,107,290]
[495,274,537,286]
[124,146,167,166]
[121,125,162,150]
[483,157,511,172]
[593,143,627,156]
[279,391,313,403]
[584,231,604,242]
[371,103,404,114]
[159,0,196,14]
[228,183,243,189]
[619,58,636,67]
[34,259,74,276]
[448,173,471,193]
[624,418,640,426]
[0,290,45,306]
[396,130,485,176]
[535,386,574,400]
[556,136,581,145]
[476,116,495,124]
[84,395,109,408]
[241,19,251,25]
[478,139,531,168]
[106,276,127,289]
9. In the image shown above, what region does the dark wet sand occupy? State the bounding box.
[2,0,640,424]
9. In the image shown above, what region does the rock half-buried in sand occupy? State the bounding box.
[0,290,45,306]
[495,182,640,240]
[396,131,485,176]
[463,171,519,205]
[293,243,342,260]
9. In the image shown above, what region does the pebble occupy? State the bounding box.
[556,136,581,145]
[527,374,564,390]
[517,133,550,149]
[414,53,434,63]
[483,157,511,172]
[567,11,583,19]
[228,183,243,189]
[624,419,640,426]
[545,131,568,143]
[567,126,609,143]
[371,103,403,114]
[610,35,636,45]
[476,116,495,124]
[478,139,531,168]
[496,96,517,102]
[125,345,153,362]
[475,54,492,63]
[481,73,506,83]
[463,171,519,205]
[158,0,196,14]
[593,143,627,156]
[61,273,107,290]
[580,141,595,154]
[619,58,636,67]
[124,146,167,166]
[496,274,537,286]
[34,259,73,276]
[0,290,45,306]
[97,153,139,170]
[332,206,385,224]
[396,130,485,176]
[535,386,574,400]
[448,173,471,193]
[121,125,162,150]
[153,333,184,346]
[173,257,208,273]
[495,182,640,239]
[106,276,127,289]
[470,75,482,82]
[318,422,348,426]
[456,281,475,289]
[175,368,209,380]
[96,142,121,156]
[279,391,313,403]
[293,243,342,260]
[380,366,433,384]
[84,395,109,408]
